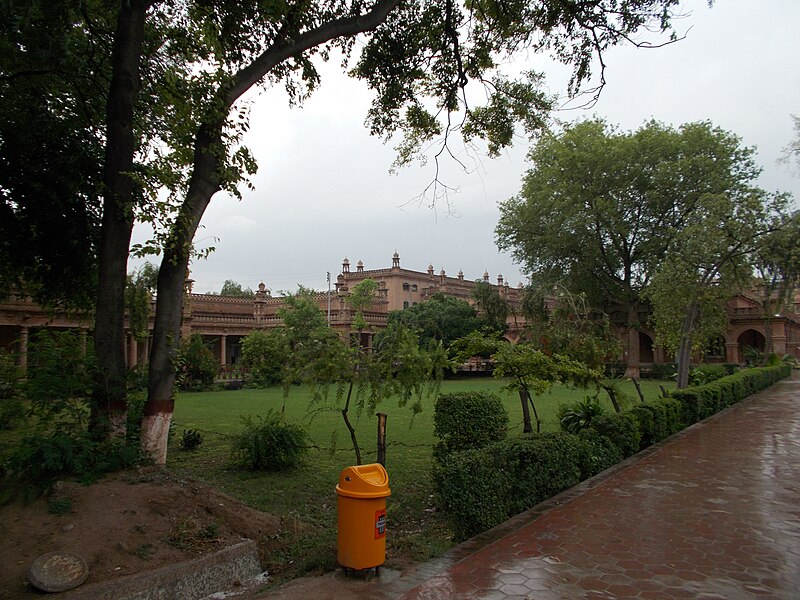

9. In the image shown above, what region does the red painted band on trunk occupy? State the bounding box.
[143,398,174,416]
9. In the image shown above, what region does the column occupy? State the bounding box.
[127,335,138,369]
[725,342,739,364]
[220,334,227,366]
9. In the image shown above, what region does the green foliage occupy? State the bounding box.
[387,293,482,350]
[126,263,158,341]
[435,432,605,540]
[0,349,25,429]
[347,278,379,333]
[176,334,218,391]
[25,330,94,427]
[586,412,641,459]
[433,391,508,462]
[523,285,621,369]
[558,396,606,434]
[470,281,509,334]
[671,364,791,425]
[689,364,728,387]
[180,429,204,451]
[220,280,255,298]
[230,412,307,472]
[240,330,289,387]
[628,398,683,448]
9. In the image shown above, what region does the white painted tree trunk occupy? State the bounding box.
[141,412,172,465]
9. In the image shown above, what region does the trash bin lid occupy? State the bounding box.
[335,463,391,498]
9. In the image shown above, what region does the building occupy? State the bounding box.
[1,253,799,371]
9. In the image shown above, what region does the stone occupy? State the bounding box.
[28,551,88,593]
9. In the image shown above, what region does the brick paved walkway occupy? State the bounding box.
[258,373,800,599]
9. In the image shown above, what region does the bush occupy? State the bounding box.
[0,349,26,430]
[435,432,584,540]
[176,334,218,391]
[671,364,791,424]
[586,412,641,458]
[180,429,204,451]
[644,363,676,380]
[558,396,606,434]
[231,412,307,471]
[433,391,508,462]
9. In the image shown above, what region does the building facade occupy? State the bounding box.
[2,253,799,371]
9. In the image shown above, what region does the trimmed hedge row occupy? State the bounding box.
[434,432,618,540]
[435,364,792,540]
[670,364,790,425]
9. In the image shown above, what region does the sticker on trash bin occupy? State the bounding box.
[374,509,387,539]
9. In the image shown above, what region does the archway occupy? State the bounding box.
[737,329,766,365]
[639,331,654,363]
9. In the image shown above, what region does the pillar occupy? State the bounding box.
[220,334,227,366]
[725,342,739,364]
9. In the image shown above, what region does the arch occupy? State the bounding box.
[738,329,766,365]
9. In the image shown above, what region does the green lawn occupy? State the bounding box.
[166,376,671,583]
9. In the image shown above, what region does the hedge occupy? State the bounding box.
[671,364,791,426]
[435,431,618,540]
[435,364,792,540]
[433,391,509,463]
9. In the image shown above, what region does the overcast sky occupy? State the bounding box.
[133,0,800,295]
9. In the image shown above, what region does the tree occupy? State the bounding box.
[496,119,778,379]
[646,191,788,389]
[752,212,800,361]
[780,114,800,172]
[240,329,289,387]
[126,263,159,342]
[175,334,218,391]
[471,281,509,335]
[220,279,255,298]
[0,1,107,309]
[452,332,599,433]
[276,286,447,465]
[523,285,621,371]
[387,292,482,349]
[3,1,686,464]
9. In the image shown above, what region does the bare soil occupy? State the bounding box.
[0,467,281,599]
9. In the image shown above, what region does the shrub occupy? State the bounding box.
[176,334,218,391]
[180,429,204,451]
[576,428,621,478]
[0,349,26,430]
[586,412,641,458]
[231,412,307,471]
[435,432,584,540]
[644,363,676,380]
[558,396,606,434]
[433,391,508,462]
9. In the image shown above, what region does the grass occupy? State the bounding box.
[166,376,671,584]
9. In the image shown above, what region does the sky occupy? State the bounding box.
[132,0,800,295]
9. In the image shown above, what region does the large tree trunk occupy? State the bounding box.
[623,303,640,380]
[91,0,149,437]
[143,124,222,464]
[675,302,700,389]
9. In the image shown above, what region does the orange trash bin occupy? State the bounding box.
[335,463,391,571]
